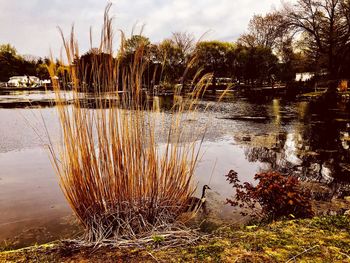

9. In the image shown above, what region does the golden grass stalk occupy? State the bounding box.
[47,4,209,242]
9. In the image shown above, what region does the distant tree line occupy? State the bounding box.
[2,0,350,91]
[76,33,283,92]
[80,0,350,91]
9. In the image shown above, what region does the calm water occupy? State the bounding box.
[1,90,349,248]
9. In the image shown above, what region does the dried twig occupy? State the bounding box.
[286,245,319,263]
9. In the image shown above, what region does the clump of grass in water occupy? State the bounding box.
[47,4,211,243]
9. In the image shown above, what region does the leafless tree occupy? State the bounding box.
[171,32,195,56]
[238,12,290,49]
[285,0,350,78]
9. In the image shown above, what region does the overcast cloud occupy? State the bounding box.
[0,0,284,57]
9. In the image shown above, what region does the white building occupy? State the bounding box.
[295,72,315,82]
[7,76,40,87]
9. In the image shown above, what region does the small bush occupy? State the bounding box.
[225,170,314,221]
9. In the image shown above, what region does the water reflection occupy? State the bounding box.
[1,90,350,248]
[240,99,350,194]
[0,148,81,248]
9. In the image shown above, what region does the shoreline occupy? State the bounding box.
[1,215,350,262]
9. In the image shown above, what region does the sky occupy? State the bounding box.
[0,0,284,58]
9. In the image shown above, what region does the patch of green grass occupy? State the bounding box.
[193,242,225,262]
[151,235,165,245]
[309,215,350,232]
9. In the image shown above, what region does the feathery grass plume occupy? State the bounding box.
[47,4,210,242]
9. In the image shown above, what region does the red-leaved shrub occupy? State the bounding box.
[226,170,314,221]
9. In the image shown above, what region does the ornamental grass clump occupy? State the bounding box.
[47,5,209,242]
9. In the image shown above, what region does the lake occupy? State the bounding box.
[1,89,349,248]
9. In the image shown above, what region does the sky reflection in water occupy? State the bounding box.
[0,90,349,247]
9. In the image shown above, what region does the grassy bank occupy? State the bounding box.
[2,215,350,262]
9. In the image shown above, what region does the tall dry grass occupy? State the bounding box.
[47,4,210,242]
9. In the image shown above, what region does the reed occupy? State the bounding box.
[47,4,209,242]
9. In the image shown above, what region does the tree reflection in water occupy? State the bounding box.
[241,99,350,197]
